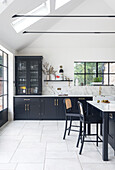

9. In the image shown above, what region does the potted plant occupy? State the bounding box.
[91,77,102,86]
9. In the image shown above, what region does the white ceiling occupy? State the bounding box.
[0,0,115,52]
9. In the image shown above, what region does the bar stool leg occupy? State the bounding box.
[63,117,68,140]
[96,123,98,147]
[76,121,82,147]
[79,123,86,155]
[68,117,72,135]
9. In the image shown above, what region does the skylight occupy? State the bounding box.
[55,0,71,10]
[11,0,50,33]
[0,0,14,14]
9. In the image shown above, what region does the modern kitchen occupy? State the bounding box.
[0,0,115,170]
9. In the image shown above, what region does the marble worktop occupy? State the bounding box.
[87,101,115,112]
[14,95,93,98]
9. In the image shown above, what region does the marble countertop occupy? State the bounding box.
[87,101,115,112]
[14,95,93,98]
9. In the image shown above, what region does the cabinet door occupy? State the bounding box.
[44,98,57,120]
[16,58,28,95]
[57,98,65,120]
[15,56,42,95]
[28,58,42,95]
[29,98,41,120]
[14,98,29,120]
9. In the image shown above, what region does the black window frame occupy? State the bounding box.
[0,49,8,112]
[74,61,115,86]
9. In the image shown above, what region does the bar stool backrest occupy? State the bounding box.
[63,98,72,112]
[78,101,84,120]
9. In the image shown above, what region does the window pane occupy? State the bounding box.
[86,74,96,85]
[4,96,7,109]
[110,74,115,85]
[0,66,3,80]
[86,63,96,73]
[0,97,3,111]
[98,63,108,73]
[74,74,84,86]
[0,67,7,80]
[4,81,7,95]
[0,81,3,95]
[0,51,3,65]
[4,67,7,80]
[98,74,108,85]
[74,62,84,73]
[3,53,7,67]
[109,63,115,73]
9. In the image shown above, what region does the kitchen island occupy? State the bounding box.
[87,101,115,161]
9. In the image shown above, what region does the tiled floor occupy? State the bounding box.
[0,121,115,170]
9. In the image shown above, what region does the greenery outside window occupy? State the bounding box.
[74,62,115,86]
[0,49,8,111]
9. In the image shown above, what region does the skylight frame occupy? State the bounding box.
[11,0,50,33]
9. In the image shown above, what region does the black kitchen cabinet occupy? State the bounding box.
[14,98,41,120]
[15,56,43,95]
[14,96,93,120]
[43,97,65,120]
[43,98,57,120]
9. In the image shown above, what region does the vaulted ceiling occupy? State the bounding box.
[0,0,115,52]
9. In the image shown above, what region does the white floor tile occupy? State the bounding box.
[0,163,17,170]
[0,152,14,163]
[16,163,43,170]
[44,159,82,170]
[46,143,68,152]
[82,163,115,170]
[11,148,45,163]
[78,151,103,163]
[46,151,77,159]
[21,135,41,143]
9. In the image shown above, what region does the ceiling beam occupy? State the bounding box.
[23,31,115,34]
[12,14,115,18]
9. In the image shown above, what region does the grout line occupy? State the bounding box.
[43,141,47,170]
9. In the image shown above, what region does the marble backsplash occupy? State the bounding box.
[43,82,115,96]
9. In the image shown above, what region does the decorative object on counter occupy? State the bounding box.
[101,100,110,103]
[59,65,64,80]
[42,62,57,80]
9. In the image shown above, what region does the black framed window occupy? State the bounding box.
[74,62,115,86]
[0,49,8,111]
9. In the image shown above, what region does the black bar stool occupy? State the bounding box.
[76,101,102,154]
[63,98,80,139]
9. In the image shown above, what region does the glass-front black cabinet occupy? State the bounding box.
[15,56,43,95]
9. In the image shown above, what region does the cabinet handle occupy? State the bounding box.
[27,104,29,111]
[25,104,27,111]
[109,113,113,119]
[54,99,56,106]
[78,98,85,100]
[57,99,58,106]
[24,99,30,101]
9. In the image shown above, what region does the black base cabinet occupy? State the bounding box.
[108,114,115,150]
[14,98,41,120]
[14,96,92,120]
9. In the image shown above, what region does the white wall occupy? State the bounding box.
[17,34,115,96]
